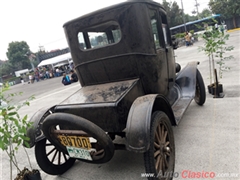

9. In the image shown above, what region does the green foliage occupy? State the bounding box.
[0,86,35,179]
[6,41,31,71]
[175,30,194,39]
[175,32,185,38]
[162,0,183,27]
[3,76,20,83]
[199,29,234,82]
[189,30,194,34]
[0,61,15,76]
[209,0,240,28]
[184,14,198,23]
[199,8,212,18]
[4,41,37,76]
[161,1,212,28]
[209,0,240,18]
[215,34,234,78]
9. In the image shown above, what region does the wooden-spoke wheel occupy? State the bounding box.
[144,111,175,180]
[35,138,76,175]
[154,123,171,173]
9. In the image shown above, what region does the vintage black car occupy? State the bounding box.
[25,0,206,179]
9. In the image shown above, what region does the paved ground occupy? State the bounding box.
[4,76,72,104]
[0,31,239,180]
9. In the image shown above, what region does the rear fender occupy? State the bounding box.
[125,94,175,153]
[24,106,55,148]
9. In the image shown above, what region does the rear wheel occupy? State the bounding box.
[144,111,175,180]
[194,69,206,106]
[35,138,76,175]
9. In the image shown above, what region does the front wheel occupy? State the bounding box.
[35,138,76,175]
[144,111,175,180]
[194,69,206,106]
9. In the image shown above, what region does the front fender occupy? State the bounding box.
[125,94,175,153]
[176,61,199,98]
[24,106,55,148]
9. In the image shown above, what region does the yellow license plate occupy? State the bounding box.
[57,135,91,149]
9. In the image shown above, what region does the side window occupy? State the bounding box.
[149,10,161,49]
[78,33,87,49]
[77,21,121,50]
[162,24,169,45]
[160,13,171,46]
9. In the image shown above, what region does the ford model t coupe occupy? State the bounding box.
[25,0,206,179]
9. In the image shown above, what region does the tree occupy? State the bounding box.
[162,0,171,23]
[199,27,234,97]
[162,0,183,27]
[0,61,14,76]
[6,41,31,71]
[185,14,198,23]
[199,8,212,18]
[170,1,183,26]
[209,0,240,28]
[0,86,39,180]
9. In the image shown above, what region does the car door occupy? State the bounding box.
[159,10,176,90]
[149,8,169,95]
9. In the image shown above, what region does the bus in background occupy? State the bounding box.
[170,14,226,35]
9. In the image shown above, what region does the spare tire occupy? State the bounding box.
[42,113,115,164]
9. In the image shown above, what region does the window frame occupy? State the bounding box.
[159,10,172,47]
[148,8,166,50]
[77,21,122,51]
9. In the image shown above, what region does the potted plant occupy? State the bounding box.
[0,85,41,180]
[199,22,234,97]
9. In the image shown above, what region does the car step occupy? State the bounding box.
[172,97,192,125]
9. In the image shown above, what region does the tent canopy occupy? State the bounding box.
[54,62,68,67]
[37,53,72,67]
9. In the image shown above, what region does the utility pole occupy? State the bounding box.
[180,0,187,32]
[194,0,200,19]
[24,51,35,70]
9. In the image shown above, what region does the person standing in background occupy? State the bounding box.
[29,74,33,84]
[20,76,24,84]
[185,32,191,47]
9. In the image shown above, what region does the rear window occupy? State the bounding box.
[78,21,121,50]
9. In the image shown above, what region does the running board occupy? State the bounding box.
[172,97,193,125]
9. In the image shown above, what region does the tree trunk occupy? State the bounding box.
[233,16,236,29]
[211,53,216,84]
[209,56,212,85]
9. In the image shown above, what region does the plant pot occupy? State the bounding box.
[24,170,41,180]
[15,168,42,180]
[208,84,223,95]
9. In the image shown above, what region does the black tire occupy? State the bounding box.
[35,138,76,175]
[42,113,114,164]
[175,63,181,73]
[144,111,175,180]
[194,69,206,106]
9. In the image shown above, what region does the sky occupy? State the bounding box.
[174,0,210,15]
[0,0,209,61]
